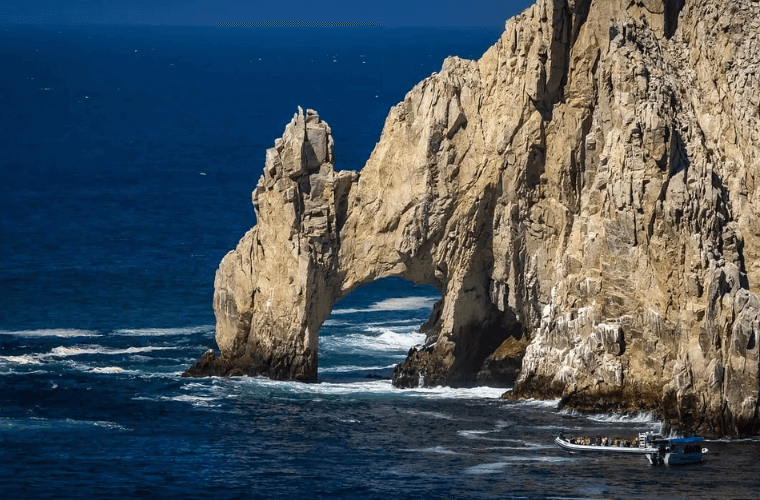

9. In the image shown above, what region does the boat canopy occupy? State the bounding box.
[669,437,703,444]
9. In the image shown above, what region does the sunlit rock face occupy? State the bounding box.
[186,0,760,436]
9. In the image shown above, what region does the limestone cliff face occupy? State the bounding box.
[186,0,760,436]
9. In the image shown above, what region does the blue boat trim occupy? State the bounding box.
[669,437,704,444]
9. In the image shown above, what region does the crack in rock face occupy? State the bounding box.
[185,0,760,437]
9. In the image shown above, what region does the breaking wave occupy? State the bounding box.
[0,355,43,365]
[49,345,174,357]
[0,329,100,338]
[559,409,659,425]
[89,366,131,374]
[330,296,438,315]
[112,326,213,336]
[511,398,561,409]
[586,411,658,424]
[213,376,507,400]
[320,329,425,354]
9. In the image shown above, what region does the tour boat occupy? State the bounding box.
[643,436,707,465]
[555,432,707,465]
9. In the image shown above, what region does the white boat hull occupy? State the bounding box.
[555,437,656,455]
[556,436,706,465]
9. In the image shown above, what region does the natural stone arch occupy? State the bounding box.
[184,106,525,385]
[186,0,760,436]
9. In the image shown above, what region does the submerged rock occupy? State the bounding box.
[187,0,760,436]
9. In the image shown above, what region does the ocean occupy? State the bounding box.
[1,24,759,499]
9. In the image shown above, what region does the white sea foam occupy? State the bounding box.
[705,437,760,443]
[401,409,453,420]
[512,398,561,409]
[320,330,426,354]
[181,382,213,391]
[559,409,658,425]
[0,417,130,432]
[319,364,396,374]
[42,354,182,378]
[464,457,575,474]
[112,326,213,336]
[86,420,132,431]
[486,438,555,450]
[331,296,438,315]
[401,446,462,455]
[0,329,100,338]
[364,318,424,327]
[586,411,658,424]
[123,370,185,381]
[392,385,508,400]
[463,462,510,474]
[49,345,174,357]
[458,429,494,438]
[0,369,49,376]
[457,430,532,444]
[128,354,152,362]
[322,319,351,327]
[484,443,555,451]
[0,355,43,365]
[163,394,223,407]
[89,366,129,374]
[235,377,395,396]
[364,324,421,334]
[226,376,508,400]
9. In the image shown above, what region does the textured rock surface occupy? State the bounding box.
[186,0,760,436]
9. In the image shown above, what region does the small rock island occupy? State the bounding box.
[186,0,760,437]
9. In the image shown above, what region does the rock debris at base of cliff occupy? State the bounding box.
[185,0,760,437]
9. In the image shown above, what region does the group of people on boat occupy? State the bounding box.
[561,433,639,448]
[556,431,706,465]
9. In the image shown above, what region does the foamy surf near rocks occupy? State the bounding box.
[186,0,760,436]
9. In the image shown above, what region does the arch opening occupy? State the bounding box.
[317,277,440,384]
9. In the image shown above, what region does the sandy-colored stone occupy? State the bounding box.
[186,0,760,436]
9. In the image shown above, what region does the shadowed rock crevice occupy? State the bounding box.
[664,0,686,39]
[187,0,760,436]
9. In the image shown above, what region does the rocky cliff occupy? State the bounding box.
[185,0,760,436]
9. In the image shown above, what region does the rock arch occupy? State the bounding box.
[184,105,525,386]
[186,0,760,436]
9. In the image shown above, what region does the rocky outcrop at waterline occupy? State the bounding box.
[185,0,760,436]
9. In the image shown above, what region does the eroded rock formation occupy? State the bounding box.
[186,0,760,436]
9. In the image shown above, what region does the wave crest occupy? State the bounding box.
[331,296,438,315]
[0,329,100,338]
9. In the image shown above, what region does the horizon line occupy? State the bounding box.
[0,21,506,29]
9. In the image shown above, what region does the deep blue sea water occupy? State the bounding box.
[1,25,760,499]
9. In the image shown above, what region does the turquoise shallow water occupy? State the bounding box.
[1,25,760,499]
